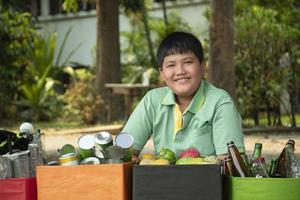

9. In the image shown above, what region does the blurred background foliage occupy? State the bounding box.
[234,0,300,126]
[0,0,299,127]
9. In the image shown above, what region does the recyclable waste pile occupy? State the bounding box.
[0,122,44,179]
[223,140,300,178]
[138,147,219,165]
[48,132,134,166]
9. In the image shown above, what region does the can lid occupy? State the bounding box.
[94,131,112,144]
[60,144,76,155]
[60,152,76,159]
[81,157,100,165]
[94,148,105,159]
[115,132,134,149]
[78,134,95,150]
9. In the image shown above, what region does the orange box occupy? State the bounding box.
[36,162,133,200]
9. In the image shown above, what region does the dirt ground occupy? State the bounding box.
[42,127,300,163]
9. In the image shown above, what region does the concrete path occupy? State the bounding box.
[42,125,300,162]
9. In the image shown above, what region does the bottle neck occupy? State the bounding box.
[285,142,295,152]
[252,148,262,159]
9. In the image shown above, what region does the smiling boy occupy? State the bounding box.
[122,31,245,160]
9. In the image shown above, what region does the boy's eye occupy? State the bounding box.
[166,64,175,68]
[184,60,193,64]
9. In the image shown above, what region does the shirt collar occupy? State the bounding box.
[161,80,206,114]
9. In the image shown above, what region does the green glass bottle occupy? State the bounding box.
[251,143,263,163]
[241,153,253,177]
[269,158,279,177]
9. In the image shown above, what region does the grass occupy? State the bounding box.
[243,113,300,127]
[0,119,124,133]
[1,113,299,133]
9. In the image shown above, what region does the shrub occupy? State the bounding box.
[62,69,104,124]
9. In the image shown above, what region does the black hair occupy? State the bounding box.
[156,31,204,69]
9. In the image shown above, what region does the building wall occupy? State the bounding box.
[38,0,210,66]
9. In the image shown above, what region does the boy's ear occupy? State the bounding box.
[200,62,206,78]
[159,69,164,82]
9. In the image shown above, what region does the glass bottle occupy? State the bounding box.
[252,156,269,178]
[241,153,253,177]
[227,141,251,177]
[223,156,236,176]
[250,143,262,163]
[269,158,279,177]
[285,141,300,178]
[275,139,295,177]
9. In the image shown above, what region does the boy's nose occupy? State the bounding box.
[176,64,186,74]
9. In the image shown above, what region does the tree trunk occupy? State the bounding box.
[161,0,168,27]
[141,0,157,68]
[208,0,236,101]
[96,0,123,121]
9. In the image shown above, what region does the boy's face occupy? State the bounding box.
[159,51,205,99]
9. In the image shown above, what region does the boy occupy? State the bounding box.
[122,31,245,160]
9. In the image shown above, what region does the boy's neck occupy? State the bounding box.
[176,96,193,113]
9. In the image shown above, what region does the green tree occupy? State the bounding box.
[235,0,300,126]
[0,1,37,120]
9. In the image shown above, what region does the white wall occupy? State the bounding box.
[38,1,209,66]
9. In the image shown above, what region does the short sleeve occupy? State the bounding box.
[122,93,153,151]
[212,96,245,155]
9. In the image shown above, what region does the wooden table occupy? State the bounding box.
[105,83,155,120]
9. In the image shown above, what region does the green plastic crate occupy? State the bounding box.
[225,176,300,200]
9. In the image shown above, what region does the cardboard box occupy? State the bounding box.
[133,164,222,200]
[225,176,300,200]
[0,177,37,200]
[36,162,133,200]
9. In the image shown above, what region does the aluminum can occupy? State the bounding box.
[59,153,79,166]
[78,135,94,160]
[60,144,76,156]
[94,131,113,151]
[115,132,134,162]
[115,132,134,149]
[80,157,101,165]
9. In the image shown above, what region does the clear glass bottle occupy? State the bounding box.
[252,157,269,178]
[227,141,251,177]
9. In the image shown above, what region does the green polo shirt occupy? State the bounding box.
[122,80,245,157]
